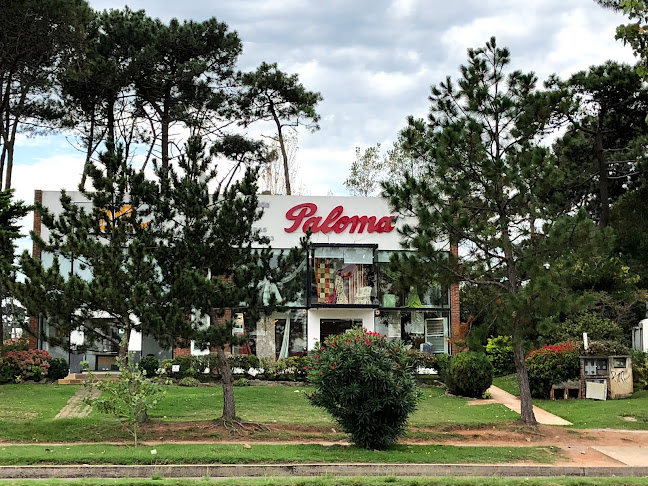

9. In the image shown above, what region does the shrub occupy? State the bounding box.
[234,377,250,387]
[260,356,309,381]
[525,341,580,399]
[486,336,515,376]
[447,351,493,398]
[138,355,159,378]
[2,350,52,381]
[48,358,69,380]
[406,350,438,373]
[0,357,19,384]
[170,355,207,378]
[178,377,200,387]
[0,338,29,355]
[581,340,630,356]
[435,353,452,385]
[631,350,648,391]
[554,314,626,345]
[307,327,419,450]
[228,353,260,372]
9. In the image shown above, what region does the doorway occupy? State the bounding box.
[319,318,362,342]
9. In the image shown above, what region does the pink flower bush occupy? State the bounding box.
[3,350,52,381]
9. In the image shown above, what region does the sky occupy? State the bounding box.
[11,0,637,252]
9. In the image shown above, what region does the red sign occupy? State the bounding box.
[284,203,395,234]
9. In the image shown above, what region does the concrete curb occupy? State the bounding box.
[2,464,648,479]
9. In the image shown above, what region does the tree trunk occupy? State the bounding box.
[595,126,609,229]
[117,326,130,358]
[217,345,236,421]
[513,336,537,425]
[3,140,13,190]
[269,101,291,195]
[161,88,171,174]
[80,110,96,188]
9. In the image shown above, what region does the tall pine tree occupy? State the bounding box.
[149,135,305,422]
[384,38,575,425]
[15,144,169,356]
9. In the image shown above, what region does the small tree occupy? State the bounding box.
[84,353,165,446]
[307,328,418,450]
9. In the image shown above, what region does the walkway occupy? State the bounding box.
[54,386,101,419]
[487,385,572,425]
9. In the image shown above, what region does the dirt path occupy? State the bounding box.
[54,386,100,419]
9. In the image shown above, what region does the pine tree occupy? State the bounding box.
[149,136,305,422]
[15,144,169,356]
[384,38,569,425]
[0,190,29,343]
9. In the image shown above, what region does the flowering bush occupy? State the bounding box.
[525,341,580,398]
[1,349,52,381]
[307,327,419,450]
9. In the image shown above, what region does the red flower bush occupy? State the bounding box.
[307,327,418,450]
[525,341,579,398]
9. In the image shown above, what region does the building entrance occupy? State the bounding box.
[319,318,362,342]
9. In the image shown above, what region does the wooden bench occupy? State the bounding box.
[550,380,581,400]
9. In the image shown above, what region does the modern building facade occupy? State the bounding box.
[29,191,459,371]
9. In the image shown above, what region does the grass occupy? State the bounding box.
[3,480,648,486]
[0,384,126,442]
[0,443,559,466]
[0,384,518,443]
[152,385,519,427]
[492,375,519,396]
[492,375,648,429]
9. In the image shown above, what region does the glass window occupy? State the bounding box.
[613,357,627,368]
[311,247,375,305]
[260,250,307,307]
[376,310,449,353]
[274,310,307,358]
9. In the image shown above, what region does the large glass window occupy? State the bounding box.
[311,246,375,305]
[260,250,307,307]
[274,310,307,358]
[376,310,449,353]
[376,251,449,308]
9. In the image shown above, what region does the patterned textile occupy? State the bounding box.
[316,262,335,303]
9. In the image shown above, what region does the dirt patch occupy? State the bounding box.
[408,423,648,447]
[139,421,348,443]
[131,420,648,448]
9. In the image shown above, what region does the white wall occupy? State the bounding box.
[307,308,375,351]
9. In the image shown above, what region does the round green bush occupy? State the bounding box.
[138,355,159,378]
[48,358,69,380]
[525,342,580,398]
[307,327,419,450]
[448,351,493,398]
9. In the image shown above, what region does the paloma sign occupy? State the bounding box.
[254,195,406,250]
[284,202,395,234]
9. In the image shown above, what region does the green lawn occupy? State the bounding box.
[0,443,559,465]
[0,384,126,442]
[152,385,519,427]
[492,375,648,429]
[4,479,648,486]
[0,384,518,443]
